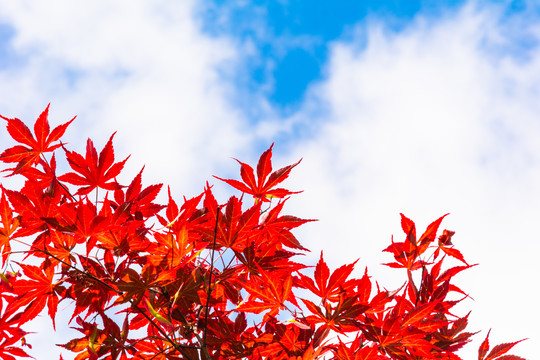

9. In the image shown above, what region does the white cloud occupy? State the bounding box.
[281,3,539,358]
[0,0,250,198]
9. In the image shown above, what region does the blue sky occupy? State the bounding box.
[0,0,538,358]
[200,0,524,110]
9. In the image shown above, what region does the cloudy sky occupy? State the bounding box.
[0,0,537,358]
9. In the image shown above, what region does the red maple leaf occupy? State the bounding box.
[297,251,359,303]
[0,104,74,174]
[332,338,386,360]
[435,229,469,265]
[236,268,296,319]
[303,294,369,333]
[59,133,129,195]
[214,143,301,202]
[0,189,20,266]
[258,200,313,251]
[0,335,32,360]
[214,196,261,250]
[9,264,59,329]
[478,330,527,360]
[383,214,448,270]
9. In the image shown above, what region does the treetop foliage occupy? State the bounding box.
[0,105,527,359]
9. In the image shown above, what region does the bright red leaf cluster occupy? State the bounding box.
[0,105,527,359]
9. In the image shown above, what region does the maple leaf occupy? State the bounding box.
[233,241,306,278]
[0,189,21,266]
[303,294,369,333]
[0,104,74,174]
[417,214,448,254]
[9,264,59,329]
[434,229,469,265]
[59,133,129,195]
[17,155,64,195]
[60,317,110,359]
[433,313,478,353]
[262,321,314,357]
[214,143,301,202]
[258,199,313,251]
[63,256,121,324]
[0,335,32,360]
[478,330,527,360]
[42,198,117,255]
[382,236,416,270]
[298,251,359,303]
[206,314,242,354]
[400,300,440,328]
[2,178,68,240]
[384,214,451,271]
[63,314,135,360]
[213,196,261,250]
[113,167,164,219]
[236,268,296,319]
[45,230,77,266]
[0,291,27,346]
[332,338,386,360]
[146,231,195,268]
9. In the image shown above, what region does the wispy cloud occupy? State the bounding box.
[0,1,251,198]
[280,3,539,357]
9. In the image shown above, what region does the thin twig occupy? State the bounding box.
[415,263,427,307]
[202,205,220,358]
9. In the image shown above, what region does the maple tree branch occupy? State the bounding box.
[42,247,122,295]
[202,205,220,359]
[222,249,237,272]
[148,345,173,360]
[166,308,213,360]
[415,264,427,306]
[95,187,99,215]
[134,308,198,360]
[36,245,199,360]
[143,339,202,360]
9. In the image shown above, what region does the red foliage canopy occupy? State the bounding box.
[0,105,527,359]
